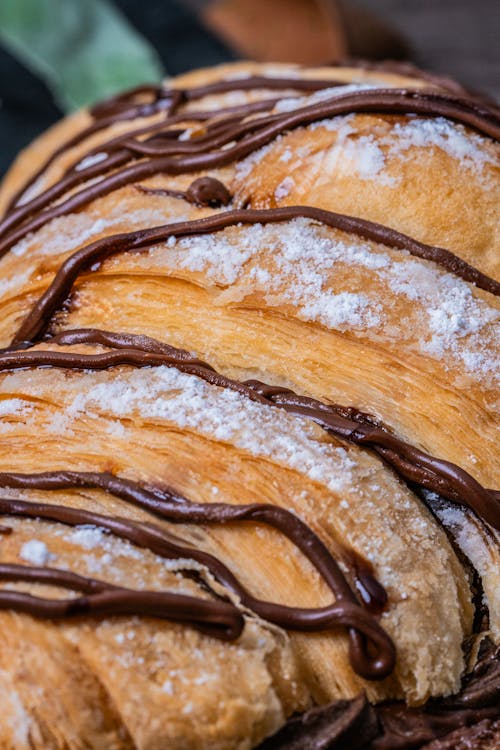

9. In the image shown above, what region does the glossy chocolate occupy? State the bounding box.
[0,493,394,678]
[257,641,500,749]
[10,205,499,349]
[2,328,498,531]
[0,65,498,708]
[1,81,499,258]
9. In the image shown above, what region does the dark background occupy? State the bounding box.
[0,0,498,178]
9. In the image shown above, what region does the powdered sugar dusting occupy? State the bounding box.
[0,679,32,746]
[389,117,497,175]
[145,218,498,382]
[274,176,295,200]
[306,115,497,186]
[387,259,499,377]
[424,492,500,636]
[151,219,384,332]
[10,206,188,261]
[66,365,355,493]
[0,398,33,418]
[300,291,379,329]
[0,269,33,301]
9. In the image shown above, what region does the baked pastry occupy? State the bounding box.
[0,60,498,749]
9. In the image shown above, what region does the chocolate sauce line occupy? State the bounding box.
[2,90,180,217]
[135,177,232,208]
[4,96,286,219]
[0,71,498,691]
[0,100,292,238]
[339,58,497,105]
[10,205,499,349]
[0,496,394,679]
[89,76,342,118]
[0,468,385,617]
[180,75,345,101]
[1,87,499,256]
[3,74,338,215]
[89,83,172,118]
[0,469,363,608]
[3,326,499,530]
[0,92,331,240]
[0,562,242,640]
[73,94,308,172]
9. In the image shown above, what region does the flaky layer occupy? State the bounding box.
[0,60,498,750]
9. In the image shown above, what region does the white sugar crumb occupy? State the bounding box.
[67,365,356,492]
[193,674,211,685]
[74,152,108,171]
[106,420,126,438]
[340,137,393,185]
[279,147,293,163]
[69,525,106,549]
[20,539,53,566]
[301,291,380,329]
[161,679,174,694]
[0,679,32,745]
[0,398,33,418]
[274,176,295,200]
[0,269,32,301]
[45,410,74,437]
[62,524,144,564]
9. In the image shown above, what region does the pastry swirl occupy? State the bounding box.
[0,60,498,749]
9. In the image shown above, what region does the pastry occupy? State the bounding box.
[0,60,498,749]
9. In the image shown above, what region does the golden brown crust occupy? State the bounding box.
[0,61,498,749]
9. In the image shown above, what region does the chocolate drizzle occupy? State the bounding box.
[0,64,499,708]
[136,176,232,207]
[1,327,499,530]
[10,205,499,349]
[0,562,243,640]
[3,74,339,216]
[0,492,394,678]
[1,83,499,258]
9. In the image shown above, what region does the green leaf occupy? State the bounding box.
[0,0,166,112]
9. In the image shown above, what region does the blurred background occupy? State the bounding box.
[0,0,498,177]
